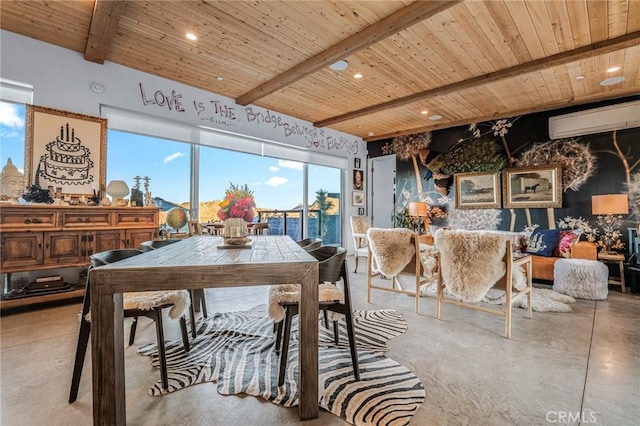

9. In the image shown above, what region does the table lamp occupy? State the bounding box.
[591,194,629,254]
[407,201,430,234]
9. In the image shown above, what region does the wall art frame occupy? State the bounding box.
[502,165,562,209]
[354,158,361,169]
[353,169,364,190]
[352,191,365,207]
[25,105,107,197]
[454,171,502,209]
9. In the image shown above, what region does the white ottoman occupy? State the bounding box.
[553,258,608,300]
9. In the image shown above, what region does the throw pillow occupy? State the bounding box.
[554,229,582,258]
[526,229,561,257]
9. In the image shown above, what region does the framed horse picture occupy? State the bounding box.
[502,165,562,209]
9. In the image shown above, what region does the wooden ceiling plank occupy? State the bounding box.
[608,0,630,37]
[453,1,519,69]
[503,0,546,60]
[314,31,640,128]
[544,0,576,51]
[566,0,592,47]
[84,0,126,64]
[525,1,561,57]
[235,0,462,106]
[587,1,609,41]
[483,0,532,63]
[628,0,640,31]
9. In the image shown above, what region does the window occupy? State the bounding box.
[106,130,191,228]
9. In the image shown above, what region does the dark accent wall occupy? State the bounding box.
[367,95,639,251]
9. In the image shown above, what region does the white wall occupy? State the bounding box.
[0,30,367,252]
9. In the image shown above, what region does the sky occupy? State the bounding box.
[0,101,341,210]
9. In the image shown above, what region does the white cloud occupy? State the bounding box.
[163,152,185,164]
[269,166,279,172]
[0,103,24,128]
[278,160,303,170]
[265,176,288,187]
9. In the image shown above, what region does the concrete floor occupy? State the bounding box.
[1,256,639,426]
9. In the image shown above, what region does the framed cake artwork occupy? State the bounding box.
[25,105,107,197]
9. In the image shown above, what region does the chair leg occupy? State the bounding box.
[69,317,91,403]
[188,290,197,338]
[353,256,359,273]
[323,309,329,329]
[179,317,190,352]
[344,309,360,381]
[152,308,170,390]
[274,320,283,353]
[128,316,139,346]
[199,289,208,318]
[70,280,91,404]
[333,320,339,345]
[278,307,294,386]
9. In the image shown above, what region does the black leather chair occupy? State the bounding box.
[139,239,208,338]
[69,249,191,403]
[296,238,322,252]
[270,246,360,386]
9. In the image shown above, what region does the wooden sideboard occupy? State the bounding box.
[0,205,159,309]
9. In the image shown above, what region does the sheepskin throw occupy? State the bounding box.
[366,228,416,277]
[123,290,191,319]
[437,230,506,302]
[268,284,344,323]
[85,290,190,322]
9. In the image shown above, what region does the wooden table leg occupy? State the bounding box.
[91,273,126,426]
[298,264,319,420]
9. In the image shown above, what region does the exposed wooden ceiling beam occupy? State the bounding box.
[84,0,126,64]
[317,31,640,129]
[235,0,461,106]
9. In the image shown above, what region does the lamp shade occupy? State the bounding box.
[591,194,629,215]
[407,201,428,217]
[106,180,130,200]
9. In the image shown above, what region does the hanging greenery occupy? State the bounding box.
[426,135,508,175]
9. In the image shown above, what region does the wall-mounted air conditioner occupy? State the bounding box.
[548,100,640,139]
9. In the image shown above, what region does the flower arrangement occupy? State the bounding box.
[217,182,256,222]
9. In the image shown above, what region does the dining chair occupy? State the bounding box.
[435,229,533,338]
[296,238,322,252]
[139,239,208,338]
[250,222,270,235]
[349,215,370,273]
[268,246,360,386]
[366,228,429,313]
[69,249,191,403]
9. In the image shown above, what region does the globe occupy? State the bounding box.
[166,207,188,232]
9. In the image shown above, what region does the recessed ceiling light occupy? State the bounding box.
[429,114,442,121]
[421,110,429,115]
[353,73,363,79]
[216,76,224,81]
[575,75,585,80]
[607,66,620,73]
[329,60,349,71]
[186,33,198,41]
[599,76,625,86]
[368,131,375,137]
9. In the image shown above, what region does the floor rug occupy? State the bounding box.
[138,305,425,426]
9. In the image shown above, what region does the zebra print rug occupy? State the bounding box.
[138,305,425,426]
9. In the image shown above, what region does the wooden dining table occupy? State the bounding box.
[89,235,319,425]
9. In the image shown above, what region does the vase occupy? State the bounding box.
[106,180,130,205]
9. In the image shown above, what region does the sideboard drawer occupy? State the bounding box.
[115,210,158,227]
[61,211,111,228]
[0,210,57,230]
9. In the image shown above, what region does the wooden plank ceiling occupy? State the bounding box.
[1,0,638,141]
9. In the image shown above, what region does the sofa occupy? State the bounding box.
[530,240,597,281]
